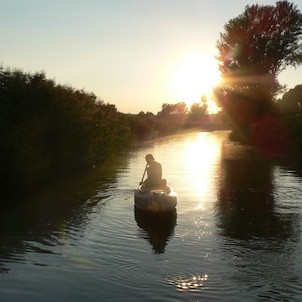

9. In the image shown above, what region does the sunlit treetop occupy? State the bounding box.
[216,0,302,95]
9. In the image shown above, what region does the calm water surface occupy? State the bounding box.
[1,130,302,301]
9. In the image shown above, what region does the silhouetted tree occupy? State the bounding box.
[215,1,302,152]
[216,1,302,98]
[0,66,133,193]
[126,111,158,140]
[156,102,188,134]
[276,85,302,149]
[277,85,302,117]
[188,95,208,122]
[157,102,188,117]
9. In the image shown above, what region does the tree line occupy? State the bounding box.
[0,67,214,194]
[0,68,132,193]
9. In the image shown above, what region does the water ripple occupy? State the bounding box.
[166,274,209,292]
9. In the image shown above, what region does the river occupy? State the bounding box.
[1,130,302,301]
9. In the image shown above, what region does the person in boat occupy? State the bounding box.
[140,154,166,188]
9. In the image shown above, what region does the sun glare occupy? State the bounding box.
[169,53,221,112]
[184,132,220,197]
[207,99,220,115]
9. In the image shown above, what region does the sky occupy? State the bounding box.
[1,0,302,114]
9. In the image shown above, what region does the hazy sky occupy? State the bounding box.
[1,0,301,114]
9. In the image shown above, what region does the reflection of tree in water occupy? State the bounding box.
[135,208,176,254]
[215,143,302,301]
[217,143,294,240]
[276,153,302,179]
[0,157,128,273]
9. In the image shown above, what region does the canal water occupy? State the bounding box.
[1,130,302,301]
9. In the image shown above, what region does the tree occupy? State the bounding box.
[156,102,188,135]
[217,1,302,96]
[188,95,208,122]
[277,85,302,117]
[276,85,302,150]
[0,66,133,193]
[214,1,302,150]
[157,102,188,117]
[126,111,158,140]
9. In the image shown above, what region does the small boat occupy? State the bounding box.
[134,185,177,213]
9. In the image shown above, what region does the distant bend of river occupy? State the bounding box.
[1,130,302,301]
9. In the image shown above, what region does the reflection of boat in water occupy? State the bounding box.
[134,185,177,213]
[134,207,177,254]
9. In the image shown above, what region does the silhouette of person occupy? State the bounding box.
[140,154,163,188]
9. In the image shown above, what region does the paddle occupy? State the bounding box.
[139,163,148,187]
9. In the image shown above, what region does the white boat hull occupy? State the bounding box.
[134,185,177,213]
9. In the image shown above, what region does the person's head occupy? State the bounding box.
[145,154,155,164]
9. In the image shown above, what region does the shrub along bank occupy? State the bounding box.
[0,68,133,193]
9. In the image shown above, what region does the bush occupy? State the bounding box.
[0,67,133,193]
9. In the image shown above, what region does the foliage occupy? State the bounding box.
[188,96,208,123]
[215,1,302,152]
[157,102,188,134]
[216,0,302,97]
[125,111,158,140]
[0,67,133,192]
[277,84,302,117]
[276,85,302,149]
[157,102,188,117]
[126,99,220,139]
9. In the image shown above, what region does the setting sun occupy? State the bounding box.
[169,53,221,112]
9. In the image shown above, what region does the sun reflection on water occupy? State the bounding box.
[184,132,220,198]
[167,274,209,292]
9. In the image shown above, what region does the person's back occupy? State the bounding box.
[143,154,163,188]
[147,160,162,185]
